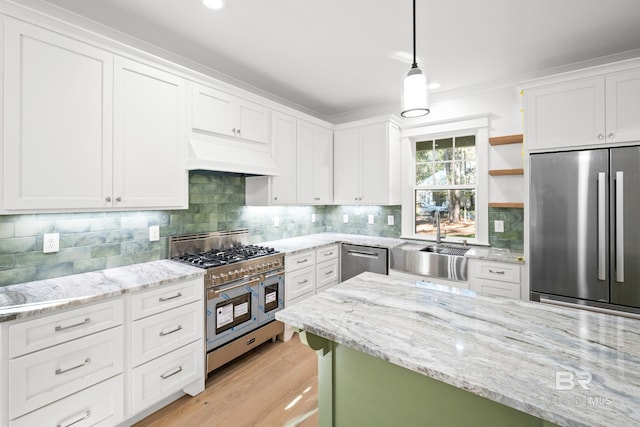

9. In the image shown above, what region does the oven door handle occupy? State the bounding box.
[208,277,261,299]
[264,270,284,280]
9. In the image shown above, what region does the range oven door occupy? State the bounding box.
[206,278,260,352]
[258,271,284,325]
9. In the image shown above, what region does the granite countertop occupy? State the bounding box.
[262,232,524,264]
[276,272,640,427]
[0,260,204,322]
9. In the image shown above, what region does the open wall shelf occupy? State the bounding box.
[488,202,524,208]
[488,134,523,146]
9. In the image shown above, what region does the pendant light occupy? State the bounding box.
[401,0,429,118]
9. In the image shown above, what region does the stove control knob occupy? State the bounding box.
[273,259,280,267]
[257,263,264,272]
[210,274,218,285]
[266,262,273,269]
[249,266,256,274]
[219,273,228,282]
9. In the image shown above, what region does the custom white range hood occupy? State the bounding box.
[187,137,280,176]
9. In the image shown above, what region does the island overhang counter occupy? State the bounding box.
[276,272,640,427]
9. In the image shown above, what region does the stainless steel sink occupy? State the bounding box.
[390,243,468,281]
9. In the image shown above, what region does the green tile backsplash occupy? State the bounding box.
[488,207,524,252]
[0,171,524,286]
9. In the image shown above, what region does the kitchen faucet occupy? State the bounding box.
[434,210,443,243]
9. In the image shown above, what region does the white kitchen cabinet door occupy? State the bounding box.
[333,128,360,204]
[245,111,297,205]
[191,84,235,137]
[113,57,188,209]
[296,121,333,205]
[333,121,401,205]
[236,98,270,144]
[3,18,113,210]
[191,83,270,144]
[360,122,399,204]
[525,77,605,150]
[605,68,640,144]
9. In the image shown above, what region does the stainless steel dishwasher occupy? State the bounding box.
[341,244,388,282]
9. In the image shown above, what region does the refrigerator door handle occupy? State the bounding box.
[615,171,624,283]
[598,172,606,281]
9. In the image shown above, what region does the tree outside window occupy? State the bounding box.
[415,135,476,239]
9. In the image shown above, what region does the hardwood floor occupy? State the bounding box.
[134,334,318,427]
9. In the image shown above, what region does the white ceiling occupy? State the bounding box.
[39,0,640,122]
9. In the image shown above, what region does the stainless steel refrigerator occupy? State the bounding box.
[530,147,640,314]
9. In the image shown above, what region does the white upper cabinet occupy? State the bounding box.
[334,120,401,205]
[245,111,297,205]
[525,64,640,151]
[2,18,188,212]
[191,83,270,144]
[113,58,188,209]
[3,18,114,210]
[296,121,333,205]
[605,68,640,144]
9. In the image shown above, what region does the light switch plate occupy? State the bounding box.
[311,213,316,223]
[368,214,375,225]
[494,220,504,233]
[149,225,160,242]
[274,216,280,227]
[343,214,349,223]
[43,233,59,253]
[387,215,395,226]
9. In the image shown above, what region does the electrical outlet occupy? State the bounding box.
[273,216,280,227]
[43,233,59,253]
[495,220,505,233]
[343,214,349,224]
[311,213,317,223]
[368,214,375,225]
[149,225,160,242]
[387,215,395,226]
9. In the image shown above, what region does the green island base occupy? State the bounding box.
[300,331,560,427]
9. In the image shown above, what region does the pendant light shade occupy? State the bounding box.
[401,0,429,118]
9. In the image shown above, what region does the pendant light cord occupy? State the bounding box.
[412,0,417,69]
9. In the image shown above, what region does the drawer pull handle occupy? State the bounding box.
[159,292,182,302]
[324,252,333,257]
[488,269,505,275]
[297,279,309,285]
[296,259,308,264]
[55,358,91,375]
[57,410,91,427]
[159,325,183,336]
[325,270,334,276]
[55,317,90,332]
[160,366,183,380]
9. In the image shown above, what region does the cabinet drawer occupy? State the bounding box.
[9,375,124,427]
[132,340,204,414]
[285,250,316,272]
[9,298,123,358]
[474,261,521,284]
[472,279,521,299]
[316,244,339,262]
[285,267,315,301]
[130,278,203,320]
[131,301,204,367]
[317,258,339,290]
[9,326,124,419]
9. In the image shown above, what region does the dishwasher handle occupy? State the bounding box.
[346,249,380,259]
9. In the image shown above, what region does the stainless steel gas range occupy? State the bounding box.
[169,229,285,374]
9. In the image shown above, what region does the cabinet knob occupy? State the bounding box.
[597,134,604,140]
[232,128,237,135]
[116,197,122,202]
[274,196,278,201]
[608,133,614,139]
[105,196,111,202]
[237,128,241,135]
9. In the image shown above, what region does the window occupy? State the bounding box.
[414,134,477,239]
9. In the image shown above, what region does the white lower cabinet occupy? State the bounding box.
[468,260,522,299]
[0,276,205,427]
[9,376,124,427]
[285,250,317,303]
[131,341,203,414]
[316,245,340,292]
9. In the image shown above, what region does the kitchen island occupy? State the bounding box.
[276,272,640,427]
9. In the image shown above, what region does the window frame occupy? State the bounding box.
[400,116,489,245]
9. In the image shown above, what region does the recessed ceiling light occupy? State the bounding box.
[428,82,441,90]
[203,0,224,10]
